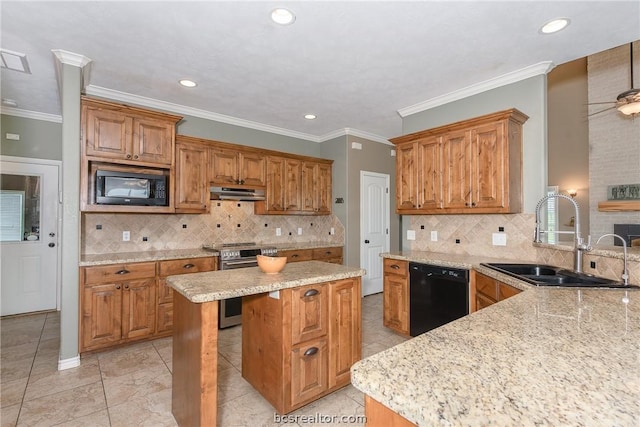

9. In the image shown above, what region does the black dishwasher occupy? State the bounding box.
[409,263,469,337]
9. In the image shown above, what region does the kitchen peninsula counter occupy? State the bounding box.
[351,270,639,426]
[166,261,365,427]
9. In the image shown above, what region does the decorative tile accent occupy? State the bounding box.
[81,202,344,254]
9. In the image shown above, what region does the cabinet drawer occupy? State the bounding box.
[280,249,313,263]
[383,259,408,278]
[291,283,328,345]
[290,338,328,408]
[83,262,156,285]
[158,257,215,277]
[475,273,498,300]
[312,247,343,261]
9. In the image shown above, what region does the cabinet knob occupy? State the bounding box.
[303,289,319,298]
[116,269,130,275]
[465,202,469,207]
[303,347,319,357]
[183,263,195,269]
[115,285,121,290]
[291,254,299,258]
[124,284,129,290]
[471,202,476,207]
[390,264,400,270]
[126,154,132,159]
[133,155,139,160]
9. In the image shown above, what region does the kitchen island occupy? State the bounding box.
[351,263,639,426]
[166,260,365,427]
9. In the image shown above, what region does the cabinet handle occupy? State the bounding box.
[303,289,319,297]
[115,285,121,290]
[471,202,476,207]
[303,347,319,357]
[390,264,400,270]
[183,263,195,269]
[133,155,139,160]
[126,154,132,159]
[124,284,129,290]
[291,254,299,258]
[116,269,130,275]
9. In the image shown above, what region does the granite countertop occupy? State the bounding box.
[79,242,344,267]
[166,260,364,303]
[352,253,640,426]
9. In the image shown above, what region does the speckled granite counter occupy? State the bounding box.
[79,248,216,266]
[167,260,364,303]
[352,253,640,426]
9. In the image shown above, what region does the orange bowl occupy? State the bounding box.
[256,255,287,274]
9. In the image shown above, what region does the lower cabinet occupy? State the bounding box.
[242,277,361,414]
[80,256,216,353]
[383,258,409,335]
[279,246,343,264]
[473,271,521,312]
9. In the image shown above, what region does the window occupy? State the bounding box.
[0,190,25,241]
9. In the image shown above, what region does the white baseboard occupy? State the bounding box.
[58,355,80,371]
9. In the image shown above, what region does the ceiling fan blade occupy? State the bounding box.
[587,106,616,117]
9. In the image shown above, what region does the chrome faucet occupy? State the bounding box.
[594,233,629,286]
[534,193,591,273]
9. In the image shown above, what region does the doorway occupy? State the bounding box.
[360,171,390,296]
[1,156,61,316]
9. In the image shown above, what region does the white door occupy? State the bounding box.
[1,157,60,316]
[360,171,390,296]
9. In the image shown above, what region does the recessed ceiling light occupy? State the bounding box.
[304,114,316,120]
[179,79,197,87]
[540,18,570,34]
[271,8,295,25]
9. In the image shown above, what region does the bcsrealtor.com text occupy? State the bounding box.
[274,413,366,424]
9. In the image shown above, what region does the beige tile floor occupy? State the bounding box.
[1,293,406,427]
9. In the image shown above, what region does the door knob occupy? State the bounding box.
[364,240,370,243]
[48,243,55,248]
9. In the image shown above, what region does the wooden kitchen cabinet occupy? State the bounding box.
[175,138,210,213]
[390,109,528,214]
[278,246,343,265]
[472,271,522,312]
[82,97,181,167]
[242,277,362,414]
[156,256,216,335]
[80,262,156,352]
[210,146,266,187]
[302,161,332,214]
[383,258,409,336]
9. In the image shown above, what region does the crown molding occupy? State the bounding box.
[319,128,392,145]
[0,107,62,123]
[398,61,556,118]
[51,50,92,68]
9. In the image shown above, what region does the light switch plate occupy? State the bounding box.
[407,230,416,240]
[276,227,282,236]
[430,230,438,241]
[297,227,303,235]
[492,232,507,246]
[122,231,130,242]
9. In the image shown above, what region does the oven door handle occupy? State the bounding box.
[222,259,258,268]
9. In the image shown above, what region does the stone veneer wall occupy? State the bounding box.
[407,213,640,284]
[81,201,344,254]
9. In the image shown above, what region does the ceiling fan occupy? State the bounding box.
[589,42,640,117]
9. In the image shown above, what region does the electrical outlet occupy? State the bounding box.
[492,232,507,246]
[430,230,438,241]
[407,230,416,240]
[330,227,335,235]
[297,227,303,235]
[276,227,282,236]
[122,231,130,242]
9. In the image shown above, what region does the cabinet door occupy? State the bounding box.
[471,122,506,209]
[285,158,302,212]
[121,278,156,339]
[442,130,472,209]
[85,107,132,160]
[131,116,174,165]
[81,283,123,350]
[264,156,286,212]
[498,282,521,300]
[417,136,442,210]
[383,259,409,335]
[328,279,361,388]
[291,283,328,345]
[175,141,209,212]
[239,152,266,187]
[315,162,332,214]
[210,148,239,185]
[396,142,417,210]
[301,162,316,212]
[290,338,328,408]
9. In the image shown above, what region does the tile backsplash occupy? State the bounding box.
[81,201,344,254]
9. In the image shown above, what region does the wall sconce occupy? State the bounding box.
[567,189,577,198]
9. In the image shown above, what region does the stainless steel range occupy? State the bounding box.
[203,242,277,328]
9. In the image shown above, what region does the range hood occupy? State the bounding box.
[210,186,265,201]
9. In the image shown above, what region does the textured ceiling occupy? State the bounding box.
[1,1,639,141]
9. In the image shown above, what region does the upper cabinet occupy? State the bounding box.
[210,147,266,187]
[390,109,528,214]
[82,97,182,168]
[175,137,210,213]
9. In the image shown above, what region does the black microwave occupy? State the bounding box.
[96,170,168,206]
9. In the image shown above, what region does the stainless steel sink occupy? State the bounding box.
[481,263,639,289]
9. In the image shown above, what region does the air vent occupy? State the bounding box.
[1,49,31,74]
